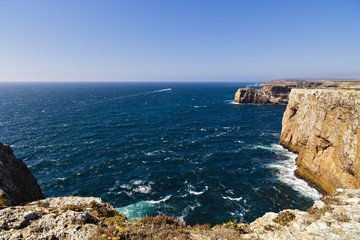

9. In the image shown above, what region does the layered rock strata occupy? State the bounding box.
[234,85,291,104]
[234,79,343,104]
[0,143,44,207]
[280,89,360,194]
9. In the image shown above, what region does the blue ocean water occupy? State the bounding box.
[0,82,320,225]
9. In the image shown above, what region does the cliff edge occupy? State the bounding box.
[0,143,44,207]
[280,89,360,194]
[233,79,354,104]
[234,85,291,104]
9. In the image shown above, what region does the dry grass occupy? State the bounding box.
[273,211,296,226]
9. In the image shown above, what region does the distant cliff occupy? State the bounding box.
[234,79,348,104]
[234,85,291,104]
[280,89,360,194]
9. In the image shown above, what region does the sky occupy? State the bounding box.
[1,0,360,82]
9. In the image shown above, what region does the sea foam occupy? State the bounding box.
[267,144,322,200]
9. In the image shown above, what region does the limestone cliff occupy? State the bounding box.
[0,143,44,207]
[234,79,345,104]
[234,85,291,104]
[280,89,360,194]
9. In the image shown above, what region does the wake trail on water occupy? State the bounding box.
[152,88,172,93]
[116,88,172,100]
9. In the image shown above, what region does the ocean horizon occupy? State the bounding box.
[0,82,320,225]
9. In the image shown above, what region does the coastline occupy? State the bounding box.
[1,83,360,239]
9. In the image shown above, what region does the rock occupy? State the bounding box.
[0,142,45,207]
[280,89,360,194]
[191,189,360,239]
[234,85,291,104]
[234,79,343,104]
[0,196,120,240]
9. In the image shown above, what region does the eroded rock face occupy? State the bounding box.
[0,196,119,240]
[0,143,45,207]
[280,89,360,194]
[234,79,343,104]
[234,85,291,104]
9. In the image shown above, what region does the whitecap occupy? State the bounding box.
[229,101,240,105]
[131,180,144,185]
[189,190,204,195]
[134,186,151,194]
[116,195,171,220]
[146,195,171,204]
[188,186,208,195]
[222,196,242,201]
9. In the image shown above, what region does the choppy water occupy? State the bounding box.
[0,82,320,225]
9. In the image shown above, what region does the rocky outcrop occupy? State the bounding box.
[234,79,344,104]
[191,189,360,239]
[0,143,44,207]
[234,85,291,104]
[2,189,360,240]
[0,196,121,240]
[280,89,360,194]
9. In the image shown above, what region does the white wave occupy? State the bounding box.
[120,184,132,189]
[194,105,206,108]
[222,196,243,201]
[153,88,172,93]
[146,195,171,204]
[189,190,204,195]
[250,144,285,152]
[133,185,152,194]
[178,202,201,224]
[116,195,171,220]
[229,101,240,105]
[144,150,160,156]
[57,177,66,181]
[188,186,208,195]
[131,180,144,185]
[267,144,322,199]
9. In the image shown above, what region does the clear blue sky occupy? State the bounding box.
[1,0,359,82]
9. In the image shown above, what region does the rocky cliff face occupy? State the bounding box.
[0,143,44,207]
[234,79,344,104]
[280,89,360,194]
[234,85,291,104]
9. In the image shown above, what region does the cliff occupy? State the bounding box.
[0,143,44,207]
[280,89,360,194]
[234,85,291,104]
[234,79,347,104]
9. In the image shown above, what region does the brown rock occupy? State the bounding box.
[234,85,291,104]
[0,142,45,207]
[280,89,360,194]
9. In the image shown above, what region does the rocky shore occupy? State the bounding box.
[1,85,360,239]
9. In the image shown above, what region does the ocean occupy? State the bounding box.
[0,82,320,225]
